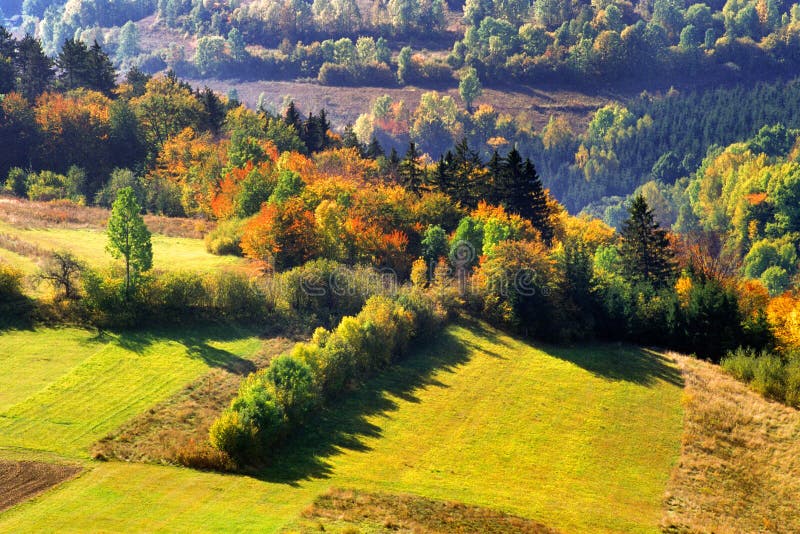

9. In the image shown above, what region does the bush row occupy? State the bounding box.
[82,268,271,328]
[722,348,800,407]
[210,288,447,464]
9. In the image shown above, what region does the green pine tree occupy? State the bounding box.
[620,194,675,287]
[399,142,424,193]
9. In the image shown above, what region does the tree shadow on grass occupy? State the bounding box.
[91,323,262,375]
[250,329,471,485]
[532,340,684,388]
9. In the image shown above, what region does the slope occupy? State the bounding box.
[0,321,684,532]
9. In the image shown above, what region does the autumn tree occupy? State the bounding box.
[241,197,320,269]
[132,74,204,150]
[107,187,153,297]
[458,67,482,112]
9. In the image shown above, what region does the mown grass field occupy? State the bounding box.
[0,326,264,458]
[0,321,685,533]
[0,220,246,274]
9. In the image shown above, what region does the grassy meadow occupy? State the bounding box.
[0,326,264,458]
[0,220,246,275]
[0,321,685,533]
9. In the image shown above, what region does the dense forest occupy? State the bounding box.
[8,0,800,86]
[5,0,800,214]
[2,0,800,529]
[2,29,800,427]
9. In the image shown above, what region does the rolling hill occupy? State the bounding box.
[0,321,686,532]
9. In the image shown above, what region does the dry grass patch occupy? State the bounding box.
[0,460,81,512]
[300,488,558,533]
[0,197,212,238]
[184,78,613,133]
[663,354,800,533]
[92,337,295,469]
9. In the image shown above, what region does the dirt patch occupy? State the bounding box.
[663,354,800,533]
[0,460,81,512]
[300,487,558,533]
[92,337,294,469]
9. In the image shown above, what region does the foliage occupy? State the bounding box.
[0,262,24,301]
[106,186,153,296]
[722,347,800,407]
[212,288,448,463]
[204,218,247,256]
[619,195,675,288]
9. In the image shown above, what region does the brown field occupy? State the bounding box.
[299,487,559,533]
[134,14,198,59]
[186,78,615,133]
[0,197,212,238]
[663,354,800,534]
[92,337,295,469]
[0,461,82,513]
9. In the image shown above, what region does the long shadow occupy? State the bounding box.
[249,329,471,485]
[530,339,684,388]
[91,323,263,375]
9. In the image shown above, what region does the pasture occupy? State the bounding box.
[0,322,685,533]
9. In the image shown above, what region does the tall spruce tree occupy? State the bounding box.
[496,150,554,243]
[620,194,675,287]
[87,41,116,95]
[15,34,53,101]
[399,141,424,194]
[432,151,456,198]
[451,138,484,208]
[284,101,303,133]
[198,86,225,135]
[366,136,384,159]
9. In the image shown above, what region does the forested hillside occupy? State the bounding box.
[2,5,800,528]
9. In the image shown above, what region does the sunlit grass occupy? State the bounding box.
[0,326,263,458]
[0,322,684,532]
[0,221,246,273]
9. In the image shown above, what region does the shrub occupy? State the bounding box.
[264,354,318,421]
[147,271,207,318]
[211,289,448,464]
[751,354,787,401]
[209,411,254,462]
[785,357,800,407]
[0,263,24,300]
[230,375,286,452]
[26,170,84,203]
[721,347,759,383]
[204,271,269,321]
[4,167,27,197]
[204,218,246,256]
[82,268,270,327]
[268,260,385,328]
[82,267,139,327]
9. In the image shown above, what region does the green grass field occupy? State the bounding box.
[0,321,684,533]
[0,326,263,457]
[0,221,246,274]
